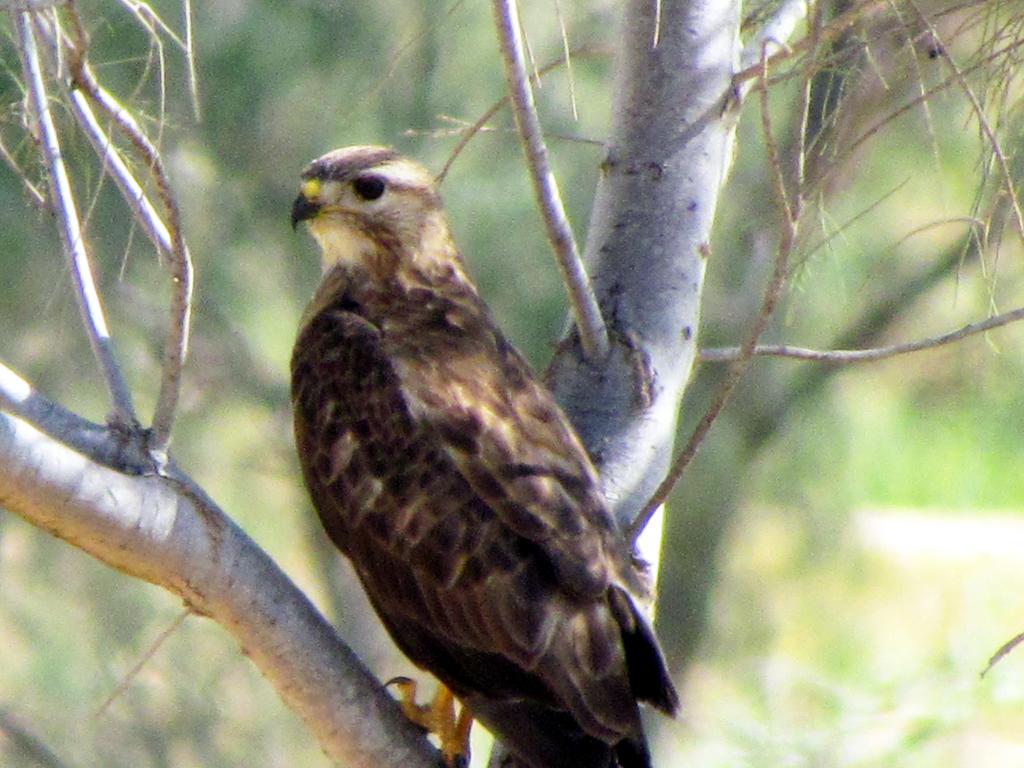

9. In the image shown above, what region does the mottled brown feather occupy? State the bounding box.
[290,147,677,768]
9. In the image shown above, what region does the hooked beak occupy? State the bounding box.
[291,194,321,230]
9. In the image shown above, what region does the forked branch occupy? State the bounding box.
[63,19,194,457]
[12,8,138,428]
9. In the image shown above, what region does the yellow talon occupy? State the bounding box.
[386,677,473,767]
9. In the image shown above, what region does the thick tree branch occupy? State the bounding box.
[631,49,807,539]
[547,0,741,556]
[0,372,438,768]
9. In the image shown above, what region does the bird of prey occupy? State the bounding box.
[290,145,678,768]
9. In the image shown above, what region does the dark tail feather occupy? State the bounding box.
[465,695,617,768]
[614,733,652,768]
[609,587,680,716]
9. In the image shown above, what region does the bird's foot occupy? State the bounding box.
[386,677,473,768]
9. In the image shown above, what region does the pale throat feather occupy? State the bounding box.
[308,218,376,274]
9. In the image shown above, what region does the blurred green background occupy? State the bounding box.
[2,1,1024,766]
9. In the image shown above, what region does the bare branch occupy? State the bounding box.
[701,306,1024,364]
[94,607,192,716]
[550,0,577,121]
[631,47,803,542]
[981,630,1024,679]
[491,0,609,360]
[182,0,201,120]
[0,375,439,768]
[0,362,32,416]
[64,22,193,457]
[362,0,469,104]
[844,38,1024,161]
[12,8,138,427]
[115,0,190,52]
[0,359,148,473]
[68,90,175,254]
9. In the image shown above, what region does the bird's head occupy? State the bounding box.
[292,146,454,278]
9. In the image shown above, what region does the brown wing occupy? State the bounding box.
[291,292,675,764]
[386,300,633,599]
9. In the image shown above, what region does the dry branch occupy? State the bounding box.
[68,59,194,456]
[700,306,1024,364]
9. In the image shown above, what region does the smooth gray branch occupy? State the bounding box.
[13,8,137,427]
[491,0,609,361]
[0,371,439,768]
[701,306,1024,364]
[69,89,175,254]
[631,48,803,539]
[547,0,740,543]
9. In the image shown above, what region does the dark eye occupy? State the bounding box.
[352,175,386,201]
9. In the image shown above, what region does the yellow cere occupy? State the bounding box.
[301,178,322,200]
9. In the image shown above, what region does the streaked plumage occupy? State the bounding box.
[290,146,678,768]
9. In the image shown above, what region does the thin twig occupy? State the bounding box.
[631,47,803,542]
[182,0,201,121]
[846,38,1024,159]
[491,0,609,361]
[115,0,189,51]
[981,630,1024,679]
[908,5,1024,243]
[550,0,577,121]
[435,44,609,183]
[13,8,138,427]
[733,0,889,86]
[94,607,192,717]
[700,306,1024,364]
[740,0,813,72]
[66,28,193,458]
[363,0,469,104]
[0,134,47,208]
[436,104,506,183]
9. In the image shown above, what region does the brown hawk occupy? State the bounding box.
[290,146,678,768]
